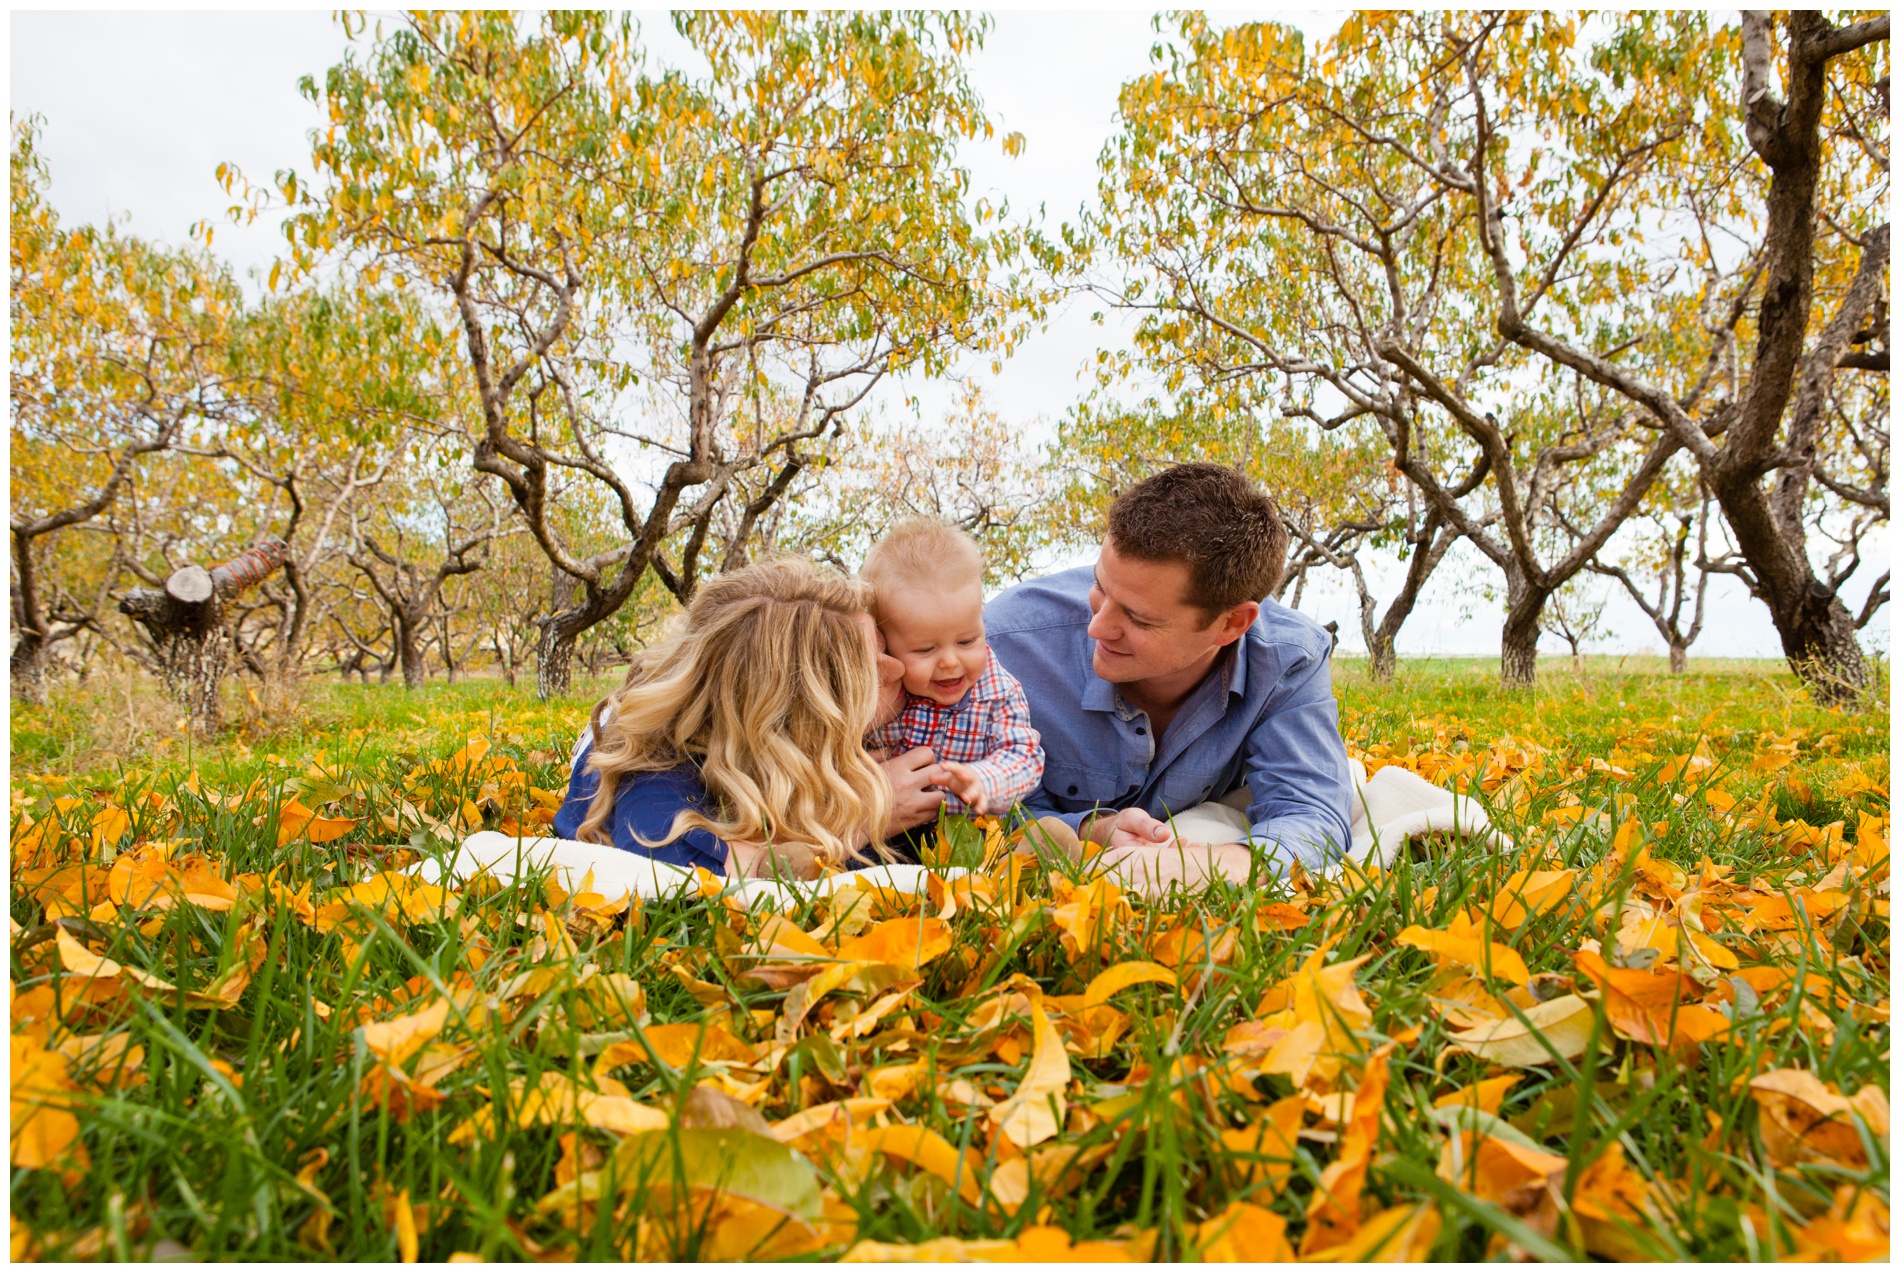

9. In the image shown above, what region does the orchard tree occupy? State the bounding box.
[1587,472,1718,673]
[10,120,245,700]
[172,282,449,674]
[344,433,511,690]
[258,11,1027,695]
[1463,9,1891,702]
[1084,11,1888,695]
[1082,13,1740,688]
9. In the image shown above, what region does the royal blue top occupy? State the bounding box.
[984,565,1354,872]
[551,749,730,875]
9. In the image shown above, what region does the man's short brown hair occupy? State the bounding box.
[1106,463,1288,615]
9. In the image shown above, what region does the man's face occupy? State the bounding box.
[1086,539,1244,685]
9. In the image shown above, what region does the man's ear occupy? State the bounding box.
[1213,600,1259,646]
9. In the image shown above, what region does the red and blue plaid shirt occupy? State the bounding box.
[870,651,1044,815]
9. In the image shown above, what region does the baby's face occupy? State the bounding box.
[878,581,988,706]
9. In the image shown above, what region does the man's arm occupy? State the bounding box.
[1241,645,1355,872]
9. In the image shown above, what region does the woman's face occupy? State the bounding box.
[858,611,907,731]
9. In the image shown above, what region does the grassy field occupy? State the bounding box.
[9,659,1890,1260]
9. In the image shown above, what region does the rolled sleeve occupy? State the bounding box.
[1241,647,1354,871]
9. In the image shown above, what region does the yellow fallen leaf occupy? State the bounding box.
[1432,1075,1520,1114]
[770,1098,892,1144]
[361,999,451,1069]
[1397,913,1531,985]
[393,1188,418,1262]
[1793,1185,1891,1262]
[1081,960,1176,1008]
[1219,1093,1305,1193]
[1302,1044,1391,1254]
[1303,1202,1440,1261]
[836,916,952,970]
[1437,1129,1568,1202]
[449,1072,670,1145]
[990,995,1070,1148]
[855,1124,983,1204]
[56,929,175,994]
[1442,994,1596,1067]
[11,1033,89,1172]
[1191,1201,1294,1262]
[1486,869,1576,928]
[1749,1069,1889,1170]
[840,1235,1018,1262]
[276,799,360,847]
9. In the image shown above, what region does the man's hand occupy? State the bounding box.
[1079,806,1177,850]
[882,746,948,833]
[938,760,989,814]
[1094,839,1259,900]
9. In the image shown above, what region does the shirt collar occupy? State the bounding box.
[1082,676,1120,713]
[1081,642,1247,715]
[909,688,975,714]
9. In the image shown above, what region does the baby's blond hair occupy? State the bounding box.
[862,518,983,616]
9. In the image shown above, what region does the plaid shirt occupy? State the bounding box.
[870,652,1044,815]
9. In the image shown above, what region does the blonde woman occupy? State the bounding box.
[551,557,911,879]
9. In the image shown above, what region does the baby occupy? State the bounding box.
[863,518,1043,817]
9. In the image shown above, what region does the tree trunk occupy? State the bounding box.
[11,529,49,704]
[10,634,47,705]
[1367,634,1398,682]
[1668,642,1688,674]
[1702,15,1885,707]
[1779,592,1871,705]
[397,618,425,690]
[1500,578,1547,689]
[538,621,578,699]
[1714,482,1871,703]
[1500,621,1540,688]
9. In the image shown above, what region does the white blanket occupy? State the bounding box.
[422,759,1504,909]
[416,830,960,910]
[1159,757,1511,868]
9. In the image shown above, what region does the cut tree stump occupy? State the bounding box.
[119,537,288,728]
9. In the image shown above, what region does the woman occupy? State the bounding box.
[552,557,903,880]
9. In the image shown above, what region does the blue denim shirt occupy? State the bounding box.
[985,566,1353,871]
[552,752,730,875]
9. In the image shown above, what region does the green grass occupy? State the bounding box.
[9,659,1890,1260]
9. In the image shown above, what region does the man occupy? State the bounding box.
[980,462,1352,890]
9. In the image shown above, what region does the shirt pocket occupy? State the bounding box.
[1040,759,1120,813]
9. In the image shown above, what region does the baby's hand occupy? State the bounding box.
[939,761,989,814]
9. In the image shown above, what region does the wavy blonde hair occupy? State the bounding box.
[574,557,891,875]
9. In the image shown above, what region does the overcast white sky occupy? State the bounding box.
[11,10,1885,661]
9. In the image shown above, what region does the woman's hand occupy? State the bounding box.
[881,746,948,834]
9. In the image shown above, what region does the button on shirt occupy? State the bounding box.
[984,566,1354,871]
